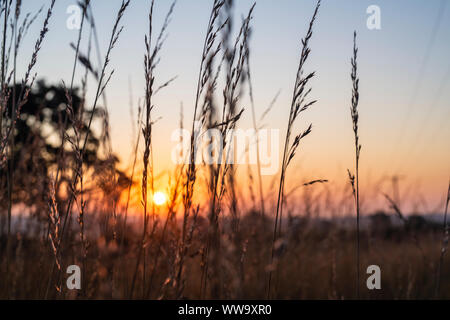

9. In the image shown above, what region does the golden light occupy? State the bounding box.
[153,191,167,206]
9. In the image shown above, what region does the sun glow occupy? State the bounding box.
[153,191,167,206]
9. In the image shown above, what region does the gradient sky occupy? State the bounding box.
[14,0,450,214]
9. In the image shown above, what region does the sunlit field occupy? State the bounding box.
[0,0,449,300]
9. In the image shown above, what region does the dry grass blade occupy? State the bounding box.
[0,0,55,299]
[45,0,130,299]
[198,1,255,299]
[303,179,329,186]
[129,0,176,299]
[349,30,361,299]
[383,192,423,255]
[177,0,226,299]
[47,175,61,293]
[0,0,55,157]
[246,44,268,218]
[63,80,88,297]
[383,193,407,223]
[268,0,321,299]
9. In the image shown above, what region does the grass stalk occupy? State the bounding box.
[176,0,226,298]
[349,31,361,298]
[129,0,175,298]
[45,0,130,299]
[267,0,320,298]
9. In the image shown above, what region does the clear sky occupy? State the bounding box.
[15,0,450,214]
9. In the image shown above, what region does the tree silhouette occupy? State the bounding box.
[0,80,129,211]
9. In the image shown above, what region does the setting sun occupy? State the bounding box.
[153,191,167,206]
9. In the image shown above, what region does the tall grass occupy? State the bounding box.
[1,0,449,301]
[177,0,226,299]
[45,0,130,298]
[268,0,321,298]
[55,0,90,188]
[0,0,56,298]
[348,30,361,298]
[199,0,254,299]
[129,0,176,299]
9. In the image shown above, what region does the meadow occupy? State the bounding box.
[0,0,449,300]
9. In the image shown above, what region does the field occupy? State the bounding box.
[0,0,449,300]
